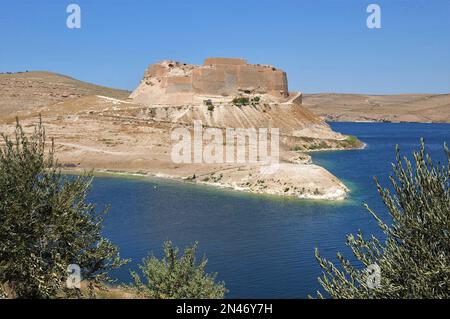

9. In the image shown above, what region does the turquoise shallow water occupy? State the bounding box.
[88,122,450,298]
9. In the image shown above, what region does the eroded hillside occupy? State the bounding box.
[0,63,363,200]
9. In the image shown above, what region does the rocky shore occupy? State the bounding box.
[0,60,365,201]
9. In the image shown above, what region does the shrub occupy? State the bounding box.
[314,140,450,298]
[232,97,250,106]
[251,96,261,104]
[345,135,360,147]
[130,241,227,299]
[0,119,127,298]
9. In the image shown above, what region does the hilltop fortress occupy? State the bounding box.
[130,58,299,106]
[0,60,363,200]
[128,57,325,141]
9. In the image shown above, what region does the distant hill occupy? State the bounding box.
[0,71,130,115]
[0,66,358,201]
[1,71,448,123]
[303,93,450,123]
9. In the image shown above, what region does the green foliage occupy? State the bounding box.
[232,97,250,106]
[232,96,260,106]
[250,96,261,105]
[0,119,127,298]
[204,99,214,112]
[345,135,361,147]
[308,141,329,150]
[314,140,450,298]
[130,241,227,299]
[336,134,363,149]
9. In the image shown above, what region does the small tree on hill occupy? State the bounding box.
[130,241,227,299]
[0,119,127,298]
[314,140,450,298]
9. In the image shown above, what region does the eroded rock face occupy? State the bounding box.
[0,69,355,201]
[127,58,348,141]
[130,58,289,105]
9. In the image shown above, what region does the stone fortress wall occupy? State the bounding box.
[130,58,291,105]
[192,58,288,98]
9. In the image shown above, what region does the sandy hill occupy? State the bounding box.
[0,71,130,116]
[128,58,348,142]
[303,93,450,123]
[0,63,362,201]
[1,64,446,200]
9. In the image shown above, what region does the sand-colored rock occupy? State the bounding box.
[0,65,364,200]
[0,71,130,117]
[128,58,345,142]
[130,58,289,106]
[304,93,450,123]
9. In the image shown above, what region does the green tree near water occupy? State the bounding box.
[315,140,450,298]
[0,119,127,298]
[0,119,226,299]
[130,241,227,299]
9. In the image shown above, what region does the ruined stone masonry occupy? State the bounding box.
[126,58,339,141]
[130,58,297,106]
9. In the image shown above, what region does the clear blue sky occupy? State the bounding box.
[1,0,449,94]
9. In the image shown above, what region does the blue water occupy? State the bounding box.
[89,122,450,298]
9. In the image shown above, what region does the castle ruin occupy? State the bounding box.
[130,58,295,106]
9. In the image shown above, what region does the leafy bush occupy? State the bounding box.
[314,140,450,298]
[345,135,361,147]
[204,99,215,111]
[232,97,250,106]
[130,241,227,299]
[0,119,127,298]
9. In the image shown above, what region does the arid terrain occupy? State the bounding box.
[304,93,450,123]
[0,71,130,114]
[0,62,368,201]
[12,61,450,200]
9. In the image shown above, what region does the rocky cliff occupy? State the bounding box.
[130,58,291,105]
[128,58,352,143]
[0,63,362,200]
